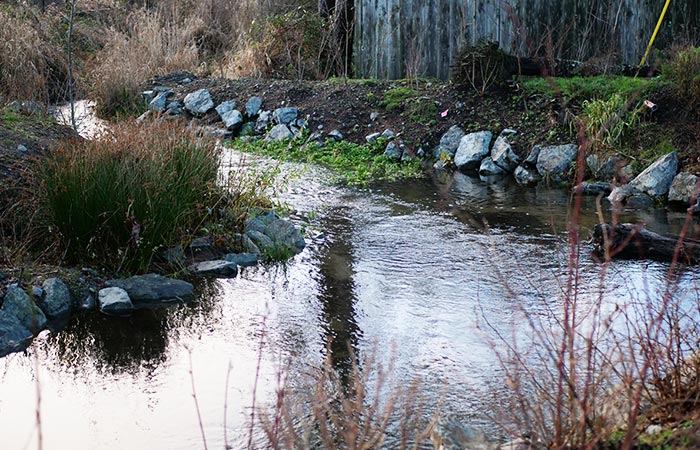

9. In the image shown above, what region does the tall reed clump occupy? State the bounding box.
[0,5,68,104]
[90,5,200,118]
[663,45,700,109]
[35,121,220,270]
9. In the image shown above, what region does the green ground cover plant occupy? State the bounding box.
[521,75,663,104]
[228,136,424,186]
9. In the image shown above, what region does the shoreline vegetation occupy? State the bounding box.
[1,0,700,449]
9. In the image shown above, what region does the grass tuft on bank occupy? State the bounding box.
[31,122,221,270]
[228,136,425,186]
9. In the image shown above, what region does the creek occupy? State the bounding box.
[2,105,700,449]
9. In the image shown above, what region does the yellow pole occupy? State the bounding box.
[639,0,672,67]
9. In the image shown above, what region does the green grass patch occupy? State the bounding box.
[228,136,424,186]
[521,75,665,103]
[381,87,418,111]
[33,122,222,271]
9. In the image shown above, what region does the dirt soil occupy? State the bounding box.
[146,72,570,160]
[147,72,700,171]
[0,108,79,181]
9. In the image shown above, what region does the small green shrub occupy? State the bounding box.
[381,87,417,111]
[35,122,221,270]
[452,41,506,94]
[663,46,700,108]
[576,93,641,150]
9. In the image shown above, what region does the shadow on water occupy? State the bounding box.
[41,280,224,376]
[314,205,362,376]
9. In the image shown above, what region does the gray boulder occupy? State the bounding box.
[490,136,520,172]
[267,124,293,142]
[188,260,238,277]
[384,141,402,160]
[246,230,274,252]
[221,109,243,130]
[0,314,33,357]
[454,131,492,171]
[245,97,263,117]
[215,100,236,116]
[98,287,133,317]
[184,89,214,116]
[244,211,306,257]
[273,107,299,125]
[630,152,678,197]
[669,172,700,204]
[536,144,578,181]
[105,274,194,307]
[2,284,47,333]
[524,145,542,166]
[513,165,541,185]
[39,278,72,321]
[224,253,259,267]
[479,157,506,176]
[433,125,465,159]
[148,90,172,112]
[255,110,273,133]
[587,154,632,182]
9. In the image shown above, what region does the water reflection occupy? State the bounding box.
[314,205,361,374]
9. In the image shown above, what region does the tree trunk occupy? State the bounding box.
[319,0,354,77]
[592,223,700,264]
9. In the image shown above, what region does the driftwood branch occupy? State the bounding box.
[592,223,700,264]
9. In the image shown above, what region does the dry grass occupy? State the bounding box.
[258,347,436,450]
[0,4,68,104]
[90,6,200,117]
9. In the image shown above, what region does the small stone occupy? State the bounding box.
[574,181,614,196]
[255,110,273,133]
[272,107,299,125]
[384,141,402,160]
[366,132,381,143]
[78,294,97,311]
[32,286,44,299]
[39,278,72,320]
[17,144,28,153]
[215,100,237,116]
[267,124,293,142]
[245,96,263,117]
[370,112,379,121]
[224,253,259,267]
[98,287,133,317]
[327,129,344,141]
[184,89,214,116]
[220,109,244,130]
[479,157,505,176]
[188,260,238,277]
[148,90,171,112]
[104,274,194,307]
[513,165,541,185]
[380,129,395,140]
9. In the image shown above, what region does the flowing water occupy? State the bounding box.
[3,110,700,448]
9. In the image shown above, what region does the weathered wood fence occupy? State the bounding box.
[354,0,700,79]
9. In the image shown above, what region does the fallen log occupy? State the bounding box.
[592,223,700,264]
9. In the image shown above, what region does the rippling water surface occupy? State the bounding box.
[2,146,700,449]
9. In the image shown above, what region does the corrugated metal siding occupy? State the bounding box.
[354,0,700,79]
